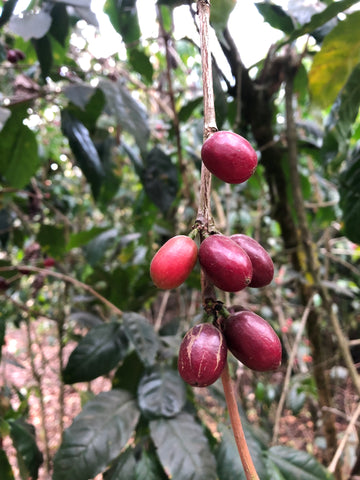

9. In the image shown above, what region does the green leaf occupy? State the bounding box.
[66,226,110,251]
[37,224,66,258]
[104,0,140,44]
[62,322,129,384]
[128,48,154,84]
[339,150,360,243]
[83,227,118,266]
[61,109,105,199]
[321,63,360,169]
[53,390,140,480]
[9,419,43,480]
[112,350,144,394]
[0,448,15,480]
[308,11,360,108]
[178,97,203,123]
[141,147,179,214]
[0,0,17,28]
[137,368,186,419]
[8,9,52,41]
[136,449,168,480]
[64,85,105,131]
[255,2,295,34]
[32,34,53,79]
[49,3,69,46]
[103,447,136,480]
[267,445,334,480]
[0,105,39,189]
[216,423,267,480]
[150,413,217,480]
[99,78,149,154]
[122,312,160,367]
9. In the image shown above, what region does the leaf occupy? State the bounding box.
[64,85,105,131]
[178,97,203,123]
[112,350,144,394]
[49,3,69,46]
[8,9,52,41]
[0,107,11,131]
[66,226,110,251]
[9,419,43,480]
[0,105,39,189]
[137,368,186,419]
[136,450,168,480]
[128,48,154,84]
[55,0,92,7]
[0,0,17,28]
[62,322,129,384]
[141,146,179,214]
[104,0,140,44]
[53,390,140,480]
[122,312,160,367]
[216,423,267,480]
[0,448,15,480]
[308,11,360,108]
[83,227,118,266]
[267,445,334,480]
[61,109,105,199]
[103,447,136,480]
[255,2,295,34]
[150,413,217,480]
[321,63,360,169]
[37,224,66,258]
[99,78,149,154]
[339,150,360,243]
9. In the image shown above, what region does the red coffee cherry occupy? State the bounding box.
[230,234,274,288]
[150,235,198,289]
[6,49,18,64]
[201,131,257,184]
[178,323,227,387]
[43,257,55,268]
[222,310,282,371]
[198,234,252,292]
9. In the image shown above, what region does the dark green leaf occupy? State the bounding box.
[8,9,52,40]
[122,312,160,367]
[62,322,129,384]
[113,350,144,394]
[178,97,203,123]
[61,109,105,199]
[322,63,360,170]
[255,2,295,34]
[128,48,154,84]
[37,224,66,258]
[141,147,179,214]
[9,419,43,480]
[104,0,140,44]
[64,86,106,132]
[267,445,334,480]
[53,390,140,480]
[150,413,217,480]
[66,226,110,251]
[103,447,136,480]
[0,313,6,362]
[0,208,11,248]
[0,448,14,480]
[83,227,118,266]
[49,3,69,46]
[339,151,360,243]
[137,368,186,419]
[0,105,39,189]
[136,449,168,480]
[0,0,17,28]
[32,34,53,80]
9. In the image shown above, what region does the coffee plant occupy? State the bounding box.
[0,0,359,479]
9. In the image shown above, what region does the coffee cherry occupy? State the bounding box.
[6,49,18,64]
[178,323,227,387]
[43,257,55,268]
[201,131,257,184]
[0,276,10,291]
[222,310,282,371]
[230,234,274,288]
[198,234,252,292]
[150,235,198,289]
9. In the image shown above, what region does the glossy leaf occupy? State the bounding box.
[122,312,160,367]
[53,390,140,480]
[137,368,186,418]
[64,85,105,131]
[112,350,144,394]
[255,2,294,34]
[8,9,52,41]
[150,412,217,480]
[104,0,140,44]
[267,445,334,480]
[83,228,118,265]
[308,11,360,108]
[141,146,179,214]
[0,448,14,480]
[339,150,360,243]
[9,419,43,480]
[103,447,136,480]
[135,450,168,480]
[49,3,69,46]
[62,322,129,384]
[61,109,105,199]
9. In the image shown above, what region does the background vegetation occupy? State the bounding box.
[0,0,360,479]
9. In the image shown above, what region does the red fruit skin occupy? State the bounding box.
[223,310,282,371]
[150,235,198,289]
[178,323,227,387]
[7,49,18,64]
[230,234,274,288]
[43,258,55,267]
[201,131,257,184]
[198,235,252,292]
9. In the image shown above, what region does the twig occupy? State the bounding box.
[328,402,360,474]
[272,295,314,444]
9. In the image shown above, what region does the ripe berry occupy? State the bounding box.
[43,257,55,268]
[222,310,282,371]
[150,235,198,289]
[198,234,252,292]
[230,234,274,288]
[178,323,227,387]
[0,276,10,291]
[201,131,257,184]
[6,49,18,64]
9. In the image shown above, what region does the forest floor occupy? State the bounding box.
[1,319,358,480]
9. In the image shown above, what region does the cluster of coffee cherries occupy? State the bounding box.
[150,131,282,387]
